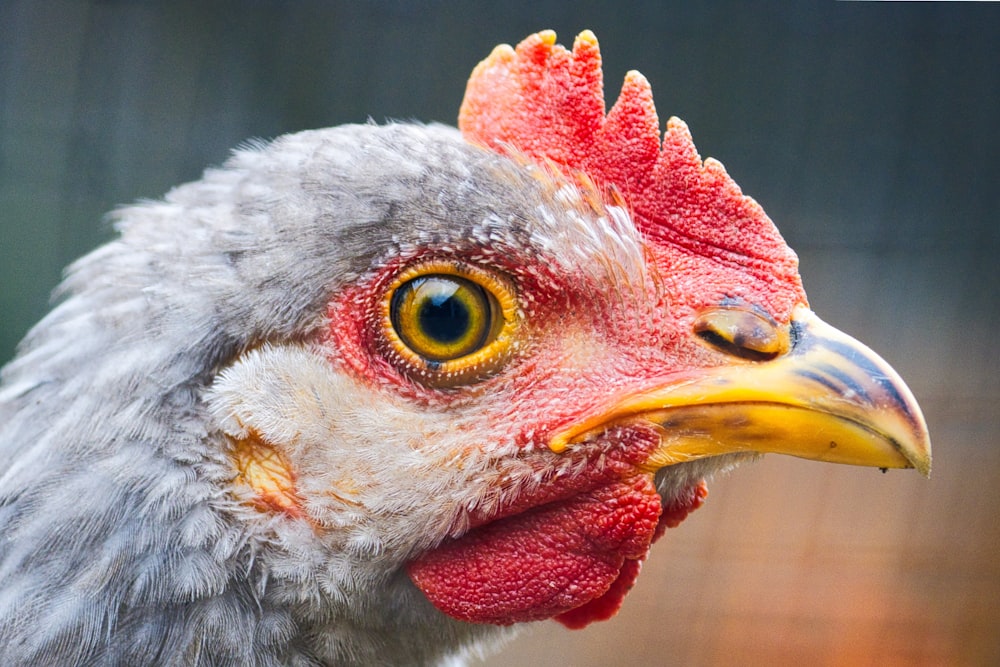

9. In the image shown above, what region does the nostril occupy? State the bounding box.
[693,306,789,362]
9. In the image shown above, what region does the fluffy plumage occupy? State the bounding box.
[0,125,523,663]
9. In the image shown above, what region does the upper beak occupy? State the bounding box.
[550,305,931,476]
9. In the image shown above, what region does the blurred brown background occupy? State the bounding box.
[1,2,997,665]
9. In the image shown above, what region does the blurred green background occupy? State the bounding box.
[1,2,998,665]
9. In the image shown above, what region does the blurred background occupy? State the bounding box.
[1,2,997,665]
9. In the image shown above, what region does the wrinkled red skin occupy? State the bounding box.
[555,554,644,630]
[408,476,659,625]
[407,475,707,628]
[555,479,707,629]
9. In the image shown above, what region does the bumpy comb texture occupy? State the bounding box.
[459,30,800,283]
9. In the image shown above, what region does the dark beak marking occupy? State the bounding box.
[797,337,918,431]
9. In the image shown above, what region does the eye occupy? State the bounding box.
[391,275,498,361]
[381,262,519,387]
[693,305,789,362]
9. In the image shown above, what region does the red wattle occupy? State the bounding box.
[408,476,664,626]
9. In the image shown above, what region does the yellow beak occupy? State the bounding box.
[550,305,931,476]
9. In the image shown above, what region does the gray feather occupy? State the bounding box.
[0,123,560,666]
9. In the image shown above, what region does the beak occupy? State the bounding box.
[550,305,931,476]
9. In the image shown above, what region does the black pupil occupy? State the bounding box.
[419,286,471,344]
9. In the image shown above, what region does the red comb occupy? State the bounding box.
[459,30,799,280]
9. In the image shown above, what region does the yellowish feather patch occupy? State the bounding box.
[230,432,304,518]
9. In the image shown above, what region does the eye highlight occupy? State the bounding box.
[381,262,519,387]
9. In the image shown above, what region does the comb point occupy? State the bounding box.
[623,69,650,88]
[483,43,515,66]
[661,116,701,168]
[570,30,603,85]
[610,72,659,135]
[515,29,560,65]
[574,29,599,49]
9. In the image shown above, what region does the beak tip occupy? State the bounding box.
[913,445,932,478]
[895,420,931,477]
[902,402,933,478]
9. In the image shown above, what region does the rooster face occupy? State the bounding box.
[205,119,928,631]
